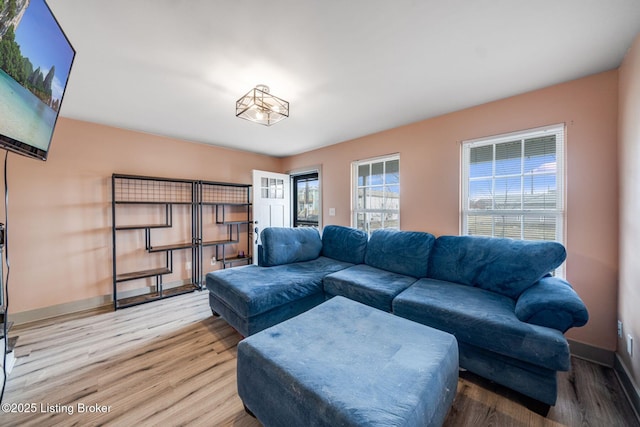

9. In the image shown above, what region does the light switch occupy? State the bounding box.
[329,208,336,216]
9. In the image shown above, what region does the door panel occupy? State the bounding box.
[270,204,285,227]
[252,170,291,264]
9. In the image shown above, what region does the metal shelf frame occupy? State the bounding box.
[196,180,252,286]
[112,174,252,310]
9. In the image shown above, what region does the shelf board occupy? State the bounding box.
[223,256,252,266]
[202,239,238,247]
[147,242,197,252]
[114,201,194,205]
[116,291,161,308]
[115,283,198,308]
[200,180,251,188]
[116,267,172,282]
[113,174,195,184]
[215,220,251,225]
[201,202,252,206]
[115,224,172,230]
[162,283,199,297]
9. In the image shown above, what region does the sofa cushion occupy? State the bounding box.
[392,278,570,371]
[321,225,368,264]
[260,227,323,267]
[323,264,418,312]
[206,256,353,318]
[515,276,589,332]
[209,291,325,337]
[364,229,436,278]
[427,235,566,299]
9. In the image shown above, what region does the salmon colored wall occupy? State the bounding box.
[4,71,621,353]
[5,118,281,314]
[283,71,619,351]
[619,33,640,386]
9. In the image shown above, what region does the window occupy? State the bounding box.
[352,154,400,235]
[293,173,319,227]
[461,124,565,246]
[260,177,284,199]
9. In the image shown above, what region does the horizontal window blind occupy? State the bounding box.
[462,124,565,273]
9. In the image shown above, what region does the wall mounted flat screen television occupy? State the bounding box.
[0,0,75,161]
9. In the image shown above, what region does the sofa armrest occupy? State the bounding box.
[515,276,588,333]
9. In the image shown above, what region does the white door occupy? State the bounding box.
[252,170,291,264]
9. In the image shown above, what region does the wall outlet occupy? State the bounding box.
[618,320,623,338]
[627,334,633,357]
[185,261,192,270]
[210,257,216,265]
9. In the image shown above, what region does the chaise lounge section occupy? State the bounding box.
[205,225,589,408]
[205,226,367,337]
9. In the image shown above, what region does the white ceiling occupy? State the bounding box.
[48,0,640,157]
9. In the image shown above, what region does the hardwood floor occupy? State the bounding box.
[3,291,638,427]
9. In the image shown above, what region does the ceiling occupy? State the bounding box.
[48,0,640,157]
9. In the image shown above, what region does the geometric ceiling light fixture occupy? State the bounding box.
[236,84,289,126]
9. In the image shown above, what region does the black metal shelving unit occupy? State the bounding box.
[198,180,252,274]
[112,174,251,310]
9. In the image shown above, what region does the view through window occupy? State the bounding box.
[293,173,319,227]
[461,124,565,247]
[352,154,400,235]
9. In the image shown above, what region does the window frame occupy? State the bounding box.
[351,153,400,235]
[292,172,320,228]
[461,124,566,272]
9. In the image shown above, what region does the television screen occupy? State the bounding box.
[0,0,75,161]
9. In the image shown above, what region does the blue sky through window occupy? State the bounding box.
[469,137,557,201]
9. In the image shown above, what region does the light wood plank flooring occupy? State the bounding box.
[2,291,638,426]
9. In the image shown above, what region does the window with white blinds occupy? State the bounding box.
[461,124,565,248]
[352,154,400,235]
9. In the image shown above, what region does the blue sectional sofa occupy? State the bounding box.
[205,225,589,408]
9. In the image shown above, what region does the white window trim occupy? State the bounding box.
[351,153,400,234]
[461,124,566,275]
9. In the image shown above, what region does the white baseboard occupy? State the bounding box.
[10,279,195,325]
[10,295,113,326]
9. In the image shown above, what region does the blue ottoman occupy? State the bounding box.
[237,296,458,427]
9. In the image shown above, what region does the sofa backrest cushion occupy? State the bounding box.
[321,225,368,264]
[428,235,566,299]
[364,229,436,278]
[260,227,322,267]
